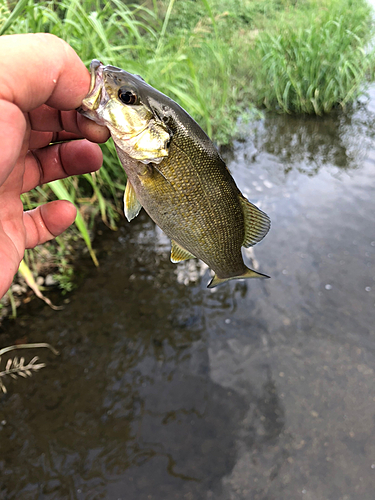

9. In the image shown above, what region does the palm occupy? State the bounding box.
[0,106,108,299]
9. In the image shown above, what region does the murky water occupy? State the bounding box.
[1,90,375,499]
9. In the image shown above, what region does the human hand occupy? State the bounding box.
[0,33,110,299]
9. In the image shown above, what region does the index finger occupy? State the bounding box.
[29,105,110,143]
[0,33,92,112]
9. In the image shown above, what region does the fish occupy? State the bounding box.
[78,60,270,288]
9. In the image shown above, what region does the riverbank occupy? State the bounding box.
[0,0,374,321]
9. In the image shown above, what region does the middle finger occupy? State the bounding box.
[29,130,84,149]
[22,139,103,193]
[29,105,81,133]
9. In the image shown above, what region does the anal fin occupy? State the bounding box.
[170,240,196,263]
[240,196,271,248]
[124,180,142,222]
[207,267,270,288]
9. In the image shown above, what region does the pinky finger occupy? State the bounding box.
[23,200,77,249]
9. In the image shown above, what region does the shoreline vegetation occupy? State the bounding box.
[0,0,374,321]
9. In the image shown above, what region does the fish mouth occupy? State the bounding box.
[77,59,108,115]
[87,59,104,96]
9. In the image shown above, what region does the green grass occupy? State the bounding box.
[0,0,9,29]
[1,0,374,298]
[249,0,375,113]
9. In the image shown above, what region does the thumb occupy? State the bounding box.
[0,100,26,186]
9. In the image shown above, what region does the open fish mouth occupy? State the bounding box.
[77,59,108,115]
[87,59,103,96]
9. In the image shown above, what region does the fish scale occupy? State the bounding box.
[147,137,244,274]
[78,60,271,287]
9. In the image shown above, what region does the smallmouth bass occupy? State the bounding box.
[78,60,270,288]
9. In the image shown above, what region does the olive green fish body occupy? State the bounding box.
[78,60,270,287]
[118,136,247,279]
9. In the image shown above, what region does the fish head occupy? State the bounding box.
[79,60,171,164]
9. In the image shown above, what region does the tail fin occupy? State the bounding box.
[207,267,270,289]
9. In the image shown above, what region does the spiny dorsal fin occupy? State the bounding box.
[239,196,271,248]
[124,180,142,222]
[170,240,196,263]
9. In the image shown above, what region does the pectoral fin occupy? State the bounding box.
[207,267,270,288]
[124,180,142,222]
[239,196,271,248]
[170,240,196,263]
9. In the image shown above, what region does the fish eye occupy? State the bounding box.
[118,88,137,105]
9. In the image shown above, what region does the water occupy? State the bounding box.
[1,93,375,499]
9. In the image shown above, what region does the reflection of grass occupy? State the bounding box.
[1,0,374,300]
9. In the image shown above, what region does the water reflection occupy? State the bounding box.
[234,95,375,178]
[1,93,375,498]
[0,217,286,499]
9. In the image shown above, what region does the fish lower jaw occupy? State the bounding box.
[112,135,168,164]
[139,156,166,165]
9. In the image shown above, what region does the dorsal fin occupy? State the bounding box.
[239,196,271,248]
[124,180,142,222]
[170,240,196,263]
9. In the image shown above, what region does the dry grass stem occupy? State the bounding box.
[0,343,59,394]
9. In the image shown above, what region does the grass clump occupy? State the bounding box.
[250,0,375,114]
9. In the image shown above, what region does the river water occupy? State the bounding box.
[1,89,375,498]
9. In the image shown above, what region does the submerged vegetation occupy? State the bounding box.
[0,0,374,316]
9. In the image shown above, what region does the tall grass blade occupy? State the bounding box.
[48,180,99,267]
[18,260,63,310]
[156,0,176,54]
[6,289,17,319]
[0,0,28,35]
